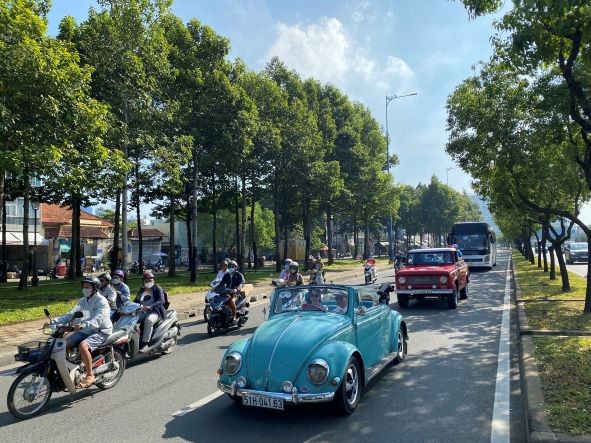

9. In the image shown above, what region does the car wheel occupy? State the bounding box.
[460,284,468,300]
[447,287,459,309]
[397,294,409,308]
[334,356,362,415]
[393,328,407,364]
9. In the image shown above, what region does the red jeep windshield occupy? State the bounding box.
[407,252,453,265]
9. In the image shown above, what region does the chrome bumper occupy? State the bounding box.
[396,289,453,295]
[217,381,335,404]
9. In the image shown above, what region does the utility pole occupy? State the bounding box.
[386,92,417,260]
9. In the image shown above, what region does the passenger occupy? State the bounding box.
[332,292,349,314]
[53,276,112,388]
[284,261,304,286]
[110,269,130,307]
[279,258,293,280]
[215,261,228,282]
[97,273,117,310]
[134,271,167,352]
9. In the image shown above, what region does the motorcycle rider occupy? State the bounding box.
[53,276,112,388]
[279,258,293,280]
[98,273,117,309]
[215,260,245,323]
[282,261,304,286]
[309,255,324,284]
[134,271,167,352]
[215,261,228,282]
[365,255,377,280]
[110,269,130,307]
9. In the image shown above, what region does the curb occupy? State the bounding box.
[513,257,591,442]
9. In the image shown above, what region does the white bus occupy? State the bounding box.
[448,222,497,270]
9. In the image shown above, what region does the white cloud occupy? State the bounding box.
[265,17,414,92]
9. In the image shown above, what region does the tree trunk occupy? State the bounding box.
[353,218,358,259]
[0,174,6,283]
[239,177,247,271]
[67,196,78,280]
[250,198,257,270]
[363,214,370,259]
[211,176,217,272]
[282,178,288,263]
[541,226,548,273]
[186,200,193,273]
[111,190,121,272]
[190,154,198,283]
[303,196,310,270]
[75,200,82,277]
[168,196,176,277]
[18,181,30,290]
[135,186,143,275]
[555,247,571,292]
[273,176,281,272]
[326,207,334,265]
[234,176,240,265]
[121,175,128,270]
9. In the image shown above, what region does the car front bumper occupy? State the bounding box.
[217,381,335,404]
[395,289,454,296]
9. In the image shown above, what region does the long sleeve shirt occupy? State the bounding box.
[99,284,117,309]
[54,294,113,335]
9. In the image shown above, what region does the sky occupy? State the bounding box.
[45,0,591,224]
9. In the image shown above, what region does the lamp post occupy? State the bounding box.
[31,198,40,286]
[446,166,458,186]
[386,92,417,260]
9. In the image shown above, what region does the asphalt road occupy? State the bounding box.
[0,250,525,442]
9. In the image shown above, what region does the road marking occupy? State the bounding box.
[172,391,224,417]
[490,252,511,443]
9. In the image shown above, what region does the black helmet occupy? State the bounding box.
[81,276,100,290]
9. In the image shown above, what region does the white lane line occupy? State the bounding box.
[172,391,224,417]
[490,252,511,443]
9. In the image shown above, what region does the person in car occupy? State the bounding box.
[332,292,349,314]
[53,276,112,388]
[134,271,167,352]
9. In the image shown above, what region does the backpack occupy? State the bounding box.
[162,287,170,310]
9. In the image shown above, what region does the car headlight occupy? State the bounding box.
[307,359,329,385]
[223,352,242,376]
[439,276,448,284]
[398,277,406,284]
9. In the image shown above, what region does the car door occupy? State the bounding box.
[354,291,388,367]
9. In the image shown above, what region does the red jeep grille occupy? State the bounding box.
[407,276,439,285]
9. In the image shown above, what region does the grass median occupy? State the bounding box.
[0,269,273,326]
[514,254,591,435]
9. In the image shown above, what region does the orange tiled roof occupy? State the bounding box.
[41,204,113,228]
[128,228,166,238]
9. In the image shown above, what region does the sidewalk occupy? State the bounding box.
[0,263,391,368]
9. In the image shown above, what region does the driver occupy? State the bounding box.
[215,260,245,323]
[332,292,349,314]
[53,276,112,388]
[305,288,327,311]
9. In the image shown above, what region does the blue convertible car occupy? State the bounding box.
[217,283,408,414]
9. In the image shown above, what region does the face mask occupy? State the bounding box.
[144,281,154,289]
[112,278,121,285]
[228,267,235,274]
[83,288,93,298]
[284,264,289,270]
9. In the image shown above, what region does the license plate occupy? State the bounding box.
[413,289,432,294]
[242,394,284,410]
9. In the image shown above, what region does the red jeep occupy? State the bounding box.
[395,248,469,309]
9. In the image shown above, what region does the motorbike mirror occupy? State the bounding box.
[44,308,51,318]
[73,311,84,319]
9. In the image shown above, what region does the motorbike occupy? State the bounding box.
[207,288,249,337]
[309,268,324,285]
[112,302,180,359]
[203,279,221,322]
[129,261,139,274]
[364,264,377,284]
[7,309,127,419]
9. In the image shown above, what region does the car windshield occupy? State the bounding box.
[407,251,454,265]
[571,243,587,251]
[272,287,350,315]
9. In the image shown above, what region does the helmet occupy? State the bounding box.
[98,273,111,283]
[81,276,100,290]
[228,261,238,268]
[112,269,125,279]
[284,258,293,265]
[288,261,299,273]
[142,271,155,280]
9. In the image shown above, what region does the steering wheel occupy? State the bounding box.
[301,303,326,312]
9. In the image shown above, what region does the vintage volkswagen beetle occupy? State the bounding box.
[217,283,408,414]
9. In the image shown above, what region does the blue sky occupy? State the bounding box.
[45,0,591,223]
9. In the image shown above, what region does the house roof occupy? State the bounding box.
[41,204,114,228]
[55,225,109,239]
[128,228,166,239]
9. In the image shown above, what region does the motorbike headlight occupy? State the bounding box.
[398,277,406,284]
[307,359,329,385]
[223,352,242,376]
[439,276,448,284]
[43,324,56,335]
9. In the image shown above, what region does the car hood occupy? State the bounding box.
[399,265,455,274]
[245,313,350,391]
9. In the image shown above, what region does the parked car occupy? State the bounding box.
[564,242,588,264]
[216,283,407,414]
[395,247,470,309]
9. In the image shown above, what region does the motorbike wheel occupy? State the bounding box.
[96,348,126,390]
[7,370,52,419]
[203,306,211,322]
[161,335,178,355]
[207,321,220,337]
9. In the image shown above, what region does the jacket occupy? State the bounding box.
[54,293,113,335]
[217,271,245,291]
[134,284,167,320]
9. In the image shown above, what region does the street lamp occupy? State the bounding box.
[446,166,458,186]
[31,198,40,286]
[386,92,417,260]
